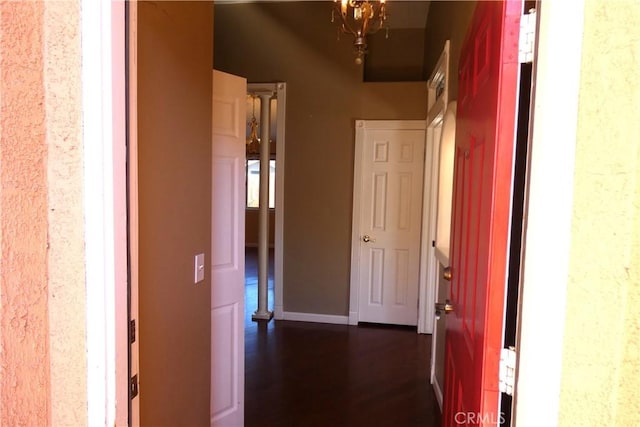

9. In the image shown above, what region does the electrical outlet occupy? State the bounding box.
[194,253,205,284]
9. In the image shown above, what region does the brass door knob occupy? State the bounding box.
[435,299,454,319]
[443,266,453,281]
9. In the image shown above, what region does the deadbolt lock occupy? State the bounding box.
[435,299,454,319]
[443,266,453,281]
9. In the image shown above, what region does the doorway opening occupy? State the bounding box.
[500,60,533,426]
[244,83,286,321]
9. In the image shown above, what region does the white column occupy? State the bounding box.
[252,92,274,321]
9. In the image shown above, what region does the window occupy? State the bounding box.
[246,159,275,209]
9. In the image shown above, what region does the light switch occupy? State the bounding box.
[194,253,205,284]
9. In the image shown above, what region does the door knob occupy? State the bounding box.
[443,266,453,281]
[435,299,454,319]
[362,235,375,243]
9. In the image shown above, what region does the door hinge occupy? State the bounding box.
[130,319,136,344]
[499,346,517,396]
[519,9,536,64]
[130,374,139,399]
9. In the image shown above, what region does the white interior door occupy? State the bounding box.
[350,120,426,326]
[211,69,246,426]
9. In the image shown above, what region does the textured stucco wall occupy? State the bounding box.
[0,2,51,424]
[559,1,640,425]
[0,1,86,425]
[42,1,87,425]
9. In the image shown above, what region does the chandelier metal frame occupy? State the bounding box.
[332,0,388,65]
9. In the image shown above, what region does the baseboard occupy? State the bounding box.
[281,311,349,325]
[348,311,358,325]
[274,305,284,320]
[245,243,275,248]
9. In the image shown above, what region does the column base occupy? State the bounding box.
[251,310,274,322]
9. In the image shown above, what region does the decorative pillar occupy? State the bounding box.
[252,91,274,322]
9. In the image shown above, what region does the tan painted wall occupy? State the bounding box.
[215,2,427,316]
[0,1,86,425]
[245,209,275,247]
[138,2,213,425]
[423,1,476,98]
[365,28,426,81]
[559,1,640,425]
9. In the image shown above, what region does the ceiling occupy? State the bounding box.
[215,1,431,29]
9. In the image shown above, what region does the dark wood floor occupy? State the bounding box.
[244,248,442,427]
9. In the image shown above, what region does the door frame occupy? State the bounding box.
[423,40,456,410]
[126,1,140,424]
[81,1,587,424]
[513,1,585,424]
[419,40,451,336]
[348,119,428,326]
[81,0,128,425]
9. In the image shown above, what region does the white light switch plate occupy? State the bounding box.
[194,253,205,284]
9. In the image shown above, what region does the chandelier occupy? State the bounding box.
[246,95,260,155]
[332,0,388,65]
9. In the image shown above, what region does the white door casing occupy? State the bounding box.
[82,0,128,425]
[428,100,456,411]
[211,70,246,426]
[515,2,584,425]
[127,1,140,424]
[424,40,452,410]
[419,40,451,336]
[350,120,427,326]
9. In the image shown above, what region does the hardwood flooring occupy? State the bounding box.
[244,248,442,427]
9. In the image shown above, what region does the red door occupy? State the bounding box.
[443,1,522,425]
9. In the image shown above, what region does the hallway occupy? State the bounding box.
[244,249,442,426]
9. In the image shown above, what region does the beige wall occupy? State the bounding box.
[215,2,427,316]
[423,1,476,98]
[138,2,213,425]
[365,28,426,81]
[246,209,275,247]
[559,1,640,425]
[0,1,86,425]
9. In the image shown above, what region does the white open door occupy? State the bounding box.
[349,120,427,326]
[211,70,246,426]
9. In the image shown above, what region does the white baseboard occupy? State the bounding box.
[348,311,358,325]
[274,305,284,320]
[281,311,349,325]
[245,243,275,248]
